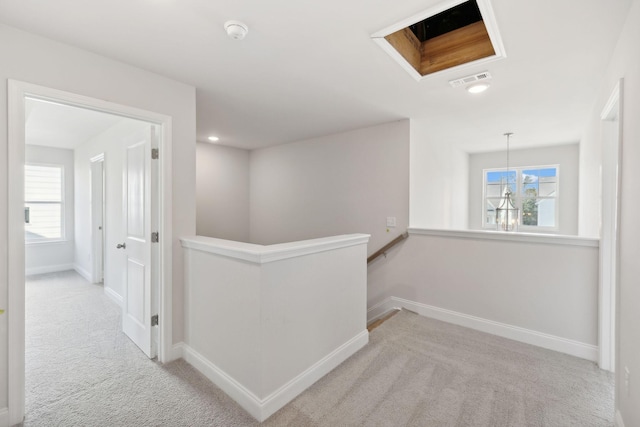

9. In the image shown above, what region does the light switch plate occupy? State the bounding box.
[386,217,397,227]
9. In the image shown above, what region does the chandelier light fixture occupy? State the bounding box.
[496,132,519,231]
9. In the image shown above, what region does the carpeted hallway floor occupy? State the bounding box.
[24,270,614,426]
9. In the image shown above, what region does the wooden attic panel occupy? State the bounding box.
[419,21,495,75]
[385,28,422,73]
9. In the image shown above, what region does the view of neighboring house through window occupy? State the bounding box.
[25,164,64,242]
[484,166,558,230]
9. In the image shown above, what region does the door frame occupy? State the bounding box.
[90,153,105,284]
[598,79,623,372]
[7,80,174,425]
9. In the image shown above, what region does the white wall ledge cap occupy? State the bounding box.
[180,234,371,263]
[408,228,599,247]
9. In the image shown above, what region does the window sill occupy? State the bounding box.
[408,228,599,248]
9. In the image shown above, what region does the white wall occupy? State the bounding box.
[0,23,196,416]
[468,144,579,235]
[368,231,599,358]
[24,146,75,275]
[74,119,151,302]
[579,0,640,424]
[196,142,250,242]
[181,234,369,421]
[410,121,469,230]
[249,120,410,255]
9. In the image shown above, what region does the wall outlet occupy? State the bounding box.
[624,366,631,396]
[386,217,397,227]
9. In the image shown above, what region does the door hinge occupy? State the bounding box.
[151,148,159,160]
[151,314,159,326]
[151,231,159,243]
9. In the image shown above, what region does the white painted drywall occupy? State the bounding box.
[249,120,409,255]
[580,0,640,424]
[368,230,599,348]
[468,144,579,235]
[196,142,250,242]
[410,120,470,229]
[182,234,369,420]
[0,23,195,413]
[24,146,75,274]
[74,119,151,301]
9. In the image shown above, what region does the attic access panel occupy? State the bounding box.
[372,0,506,81]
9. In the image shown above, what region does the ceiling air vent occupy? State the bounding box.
[449,71,492,87]
[372,0,506,81]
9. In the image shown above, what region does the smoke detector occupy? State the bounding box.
[224,20,248,40]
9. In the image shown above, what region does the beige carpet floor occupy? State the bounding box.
[24,270,613,426]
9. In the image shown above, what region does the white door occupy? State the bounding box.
[119,125,158,358]
[90,156,104,283]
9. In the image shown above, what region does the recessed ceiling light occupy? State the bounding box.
[467,83,490,93]
[208,136,220,142]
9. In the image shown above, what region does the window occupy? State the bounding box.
[25,164,64,242]
[483,166,558,230]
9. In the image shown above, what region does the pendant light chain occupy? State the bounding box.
[496,132,518,231]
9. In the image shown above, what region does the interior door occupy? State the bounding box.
[90,158,104,283]
[120,124,157,358]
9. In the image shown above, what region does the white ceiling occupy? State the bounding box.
[25,98,125,149]
[2,0,633,152]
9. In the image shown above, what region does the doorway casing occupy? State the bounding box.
[7,80,174,425]
[598,78,623,373]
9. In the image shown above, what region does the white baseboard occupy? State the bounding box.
[0,407,8,427]
[367,298,404,324]
[103,286,123,306]
[73,264,92,282]
[182,330,369,422]
[25,263,74,276]
[615,410,626,427]
[368,296,598,362]
[170,342,185,361]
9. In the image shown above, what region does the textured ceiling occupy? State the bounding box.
[1,0,633,152]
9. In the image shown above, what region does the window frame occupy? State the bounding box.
[482,164,560,232]
[24,162,66,244]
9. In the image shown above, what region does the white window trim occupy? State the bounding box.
[24,162,67,244]
[482,164,560,232]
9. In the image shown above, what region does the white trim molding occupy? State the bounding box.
[73,264,92,282]
[7,80,174,425]
[182,331,368,422]
[368,297,598,362]
[409,227,599,247]
[104,287,124,306]
[371,0,506,82]
[0,407,9,427]
[615,410,626,427]
[170,342,185,362]
[180,234,370,264]
[25,263,75,276]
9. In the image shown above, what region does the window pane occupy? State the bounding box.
[522,198,538,226]
[485,198,501,225]
[25,203,62,240]
[539,178,557,197]
[538,198,556,227]
[522,168,557,196]
[25,165,62,202]
[486,183,502,197]
[522,198,556,227]
[24,164,63,241]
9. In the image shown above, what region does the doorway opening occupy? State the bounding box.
[599,78,623,373]
[7,80,174,425]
